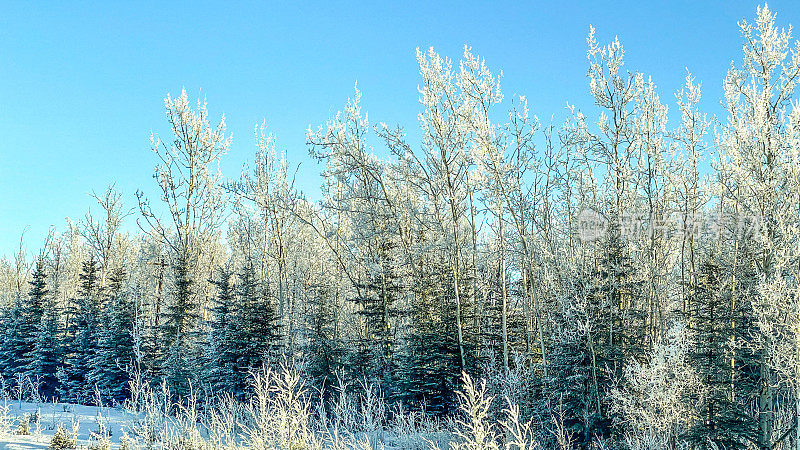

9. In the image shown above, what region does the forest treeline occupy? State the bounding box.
[4,5,800,449]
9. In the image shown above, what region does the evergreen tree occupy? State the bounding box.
[60,257,101,403]
[545,269,602,446]
[545,220,645,446]
[399,260,465,416]
[15,259,49,388]
[139,257,167,384]
[348,239,402,397]
[0,301,23,382]
[682,257,760,449]
[236,263,282,388]
[90,268,135,404]
[30,292,63,400]
[203,263,282,399]
[301,282,343,396]
[162,253,200,398]
[204,266,239,395]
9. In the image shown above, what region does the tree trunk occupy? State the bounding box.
[500,212,509,373]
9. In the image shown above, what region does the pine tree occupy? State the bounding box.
[348,239,402,397]
[60,258,101,403]
[682,257,760,449]
[16,259,49,389]
[236,263,281,390]
[90,268,135,404]
[204,267,239,395]
[161,253,200,398]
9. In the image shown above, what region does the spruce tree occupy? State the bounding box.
[682,257,759,449]
[301,282,343,397]
[60,257,101,403]
[0,301,23,382]
[545,269,601,446]
[204,267,239,395]
[545,220,645,445]
[348,239,402,397]
[235,263,281,391]
[399,261,464,416]
[17,259,49,388]
[90,268,135,404]
[162,253,200,399]
[30,292,63,400]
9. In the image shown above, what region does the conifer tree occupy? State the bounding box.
[0,305,18,381]
[546,220,645,445]
[236,263,281,385]
[90,268,135,404]
[0,297,27,383]
[60,257,101,402]
[682,257,760,449]
[162,254,200,398]
[30,292,63,400]
[348,239,402,396]
[204,266,238,395]
[17,259,49,386]
[301,282,343,394]
[399,261,464,416]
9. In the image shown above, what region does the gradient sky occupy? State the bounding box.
[2,0,800,257]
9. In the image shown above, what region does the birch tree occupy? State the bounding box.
[717,6,800,446]
[136,89,230,395]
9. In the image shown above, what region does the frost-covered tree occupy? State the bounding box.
[611,323,700,449]
[80,185,130,288]
[137,89,230,396]
[136,89,229,261]
[226,123,299,345]
[546,220,644,445]
[5,6,800,448]
[715,5,800,446]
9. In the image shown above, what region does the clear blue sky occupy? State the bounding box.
[2,0,799,257]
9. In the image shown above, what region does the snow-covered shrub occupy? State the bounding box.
[450,373,500,450]
[15,413,31,435]
[243,363,323,449]
[499,400,540,450]
[546,401,574,450]
[610,322,700,448]
[204,392,244,449]
[88,388,113,450]
[87,437,111,450]
[123,374,174,447]
[480,353,538,422]
[49,423,77,449]
[0,400,11,436]
[118,433,134,450]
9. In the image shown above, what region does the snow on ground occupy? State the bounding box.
[0,400,131,449]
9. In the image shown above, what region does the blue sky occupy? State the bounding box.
[2,0,799,257]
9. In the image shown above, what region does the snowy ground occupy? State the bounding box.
[0,400,130,449]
